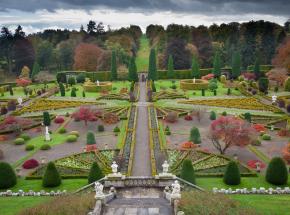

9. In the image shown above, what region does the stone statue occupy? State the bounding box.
[94,182,104,198]
[17,97,23,106]
[162,160,169,174]
[193,78,196,84]
[111,161,118,174]
[45,126,51,141]
[272,95,277,104]
[171,180,181,196]
[97,80,100,86]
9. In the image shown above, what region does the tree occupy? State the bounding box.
[167,55,174,79]
[209,111,216,120]
[253,54,261,80]
[231,51,241,79]
[191,56,200,78]
[0,162,17,189]
[43,111,51,126]
[128,57,138,82]
[59,83,65,97]
[36,41,53,69]
[31,62,40,79]
[111,50,117,80]
[272,37,290,71]
[71,87,77,97]
[244,112,251,123]
[282,142,290,164]
[88,162,104,184]
[213,51,222,77]
[189,127,201,144]
[148,49,157,80]
[258,77,269,93]
[284,77,290,92]
[209,116,257,154]
[180,159,195,184]
[223,161,241,185]
[266,157,288,185]
[208,79,218,91]
[87,20,96,35]
[266,68,288,87]
[42,162,61,187]
[71,107,96,126]
[87,131,96,145]
[68,76,76,86]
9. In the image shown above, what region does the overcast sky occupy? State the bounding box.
[0,0,289,34]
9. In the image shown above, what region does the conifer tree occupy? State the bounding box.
[148,49,157,80]
[111,50,117,80]
[213,51,222,78]
[191,56,201,78]
[128,57,138,82]
[231,51,241,79]
[167,55,174,79]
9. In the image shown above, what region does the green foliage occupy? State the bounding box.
[258,77,269,93]
[266,157,288,185]
[76,73,86,83]
[220,75,226,83]
[148,49,157,80]
[208,79,218,91]
[191,56,201,78]
[284,77,290,92]
[59,83,65,97]
[227,88,231,95]
[42,162,61,187]
[165,125,171,135]
[31,62,40,79]
[14,138,25,145]
[244,112,251,123]
[210,111,216,120]
[9,86,14,96]
[40,144,51,150]
[151,81,156,92]
[70,131,79,137]
[68,76,76,86]
[262,134,271,140]
[58,127,67,134]
[111,50,118,80]
[97,124,105,132]
[71,87,77,97]
[231,51,241,79]
[25,144,35,151]
[88,162,104,184]
[189,127,201,144]
[254,55,261,79]
[213,51,222,77]
[66,135,78,143]
[82,91,86,98]
[43,111,51,126]
[180,159,196,184]
[113,126,120,133]
[223,161,241,185]
[19,133,30,141]
[201,89,205,96]
[86,131,96,145]
[128,57,138,82]
[0,162,17,189]
[167,55,174,79]
[221,111,227,116]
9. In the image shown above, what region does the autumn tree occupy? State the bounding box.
[71,107,96,126]
[272,37,290,71]
[208,116,257,154]
[282,142,290,164]
[266,68,288,87]
[73,43,103,71]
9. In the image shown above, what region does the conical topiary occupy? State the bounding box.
[86,131,96,145]
[88,162,104,184]
[266,157,288,185]
[180,159,196,184]
[0,162,17,189]
[42,162,61,187]
[189,127,201,144]
[223,161,241,185]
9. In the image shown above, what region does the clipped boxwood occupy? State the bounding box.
[180,159,196,184]
[66,135,77,143]
[14,138,25,145]
[262,134,271,140]
[69,131,79,137]
[25,144,35,151]
[223,161,241,185]
[42,162,61,187]
[58,127,67,134]
[97,124,105,132]
[0,162,17,189]
[266,157,288,185]
[113,126,120,133]
[40,144,51,150]
[19,133,30,141]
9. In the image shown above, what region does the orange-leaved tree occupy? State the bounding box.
[272,37,290,71]
[282,142,290,164]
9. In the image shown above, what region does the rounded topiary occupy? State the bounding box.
[40,144,51,150]
[266,157,288,185]
[66,135,77,143]
[180,159,196,184]
[14,138,25,145]
[97,124,105,132]
[244,112,251,123]
[58,127,66,134]
[209,111,216,120]
[223,161,241,185]
[88,162,104,184]
[262,134,271,140]
[69,131,79,137]
[0,162,17,189]
[22,159,39,169]
[25,144,35,151]
[42,162,61,187]
[86,131,96,145]
[113,126,120,133]
[221,111,227,116]
[19,133,30,141]
[189,127,201,144]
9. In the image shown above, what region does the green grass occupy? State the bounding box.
[136,35,150,72]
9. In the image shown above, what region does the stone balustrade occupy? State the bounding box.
[212,187,290,195]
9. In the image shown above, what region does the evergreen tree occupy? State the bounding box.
[180,159,196,184]
[266,157,288,185]
[231,51,241,79]
[167,55,174,79]
[111,50,117,80]
[191,56,200,78]
[42,162,61,187]
[189,127,201,144]
[210,111,216,120]
[213,51,222,78]
[223,161,241,185]
[128,57,138,82]
[0,162,17,189]
[148,49,157,80]
[258,77,269,93]
[71,87,76,97]
[88,162,104,184]
[87,131,96,145]
[244,112,251,123]
[43,111,51,126]
[9,86,13,96]
[59,83,65,97]
[31,62,40,79]
[253,54,261,80]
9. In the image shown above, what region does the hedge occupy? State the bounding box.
[157,68,212,79]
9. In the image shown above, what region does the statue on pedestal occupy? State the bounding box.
[17,97,23,106]
[162,160,169,174]
[94,182,104,198]
[171,180,181,196]
[111,161,118,174]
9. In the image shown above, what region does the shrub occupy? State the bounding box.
[223,161,241,185]
[0,106,8,115]
[266,157,288,185]
[227,88,231,95]
[284,77,290,91]
[42,162,61,187]
[258,77,269,93]
[165,130,171,135]
[165,112,178,123]
[88,162,104,184]
[262,134,271,140]
[97,124,105,132]
[76,73,86,83]
[189,127,201,144]
[22,159,39,169]
[221,111,227,116]
[68,76,76,86]
[25,144,35,151]
[54,116,64,124]
[252,139,261,146]
[201,89,205,96]
[170,84,177,90]
[58,127,66,134]
[14,138,25,145]
[0,162,17,189]
[244,112,251,123]
[66,135,77,143]
[184,115,193,121]
[40,144,51,150]
[87,131,96,145]
[113,126,120,133]
[69,131,79,137]
[19,133,30,141]
[209,111,216,120]
[220,75,226,83]
[180,159,195,184]
[71,87,77,97]
[277,99,285,108]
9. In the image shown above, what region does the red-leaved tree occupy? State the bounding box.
[16,78,31,87]
[282,142,290,164]
[208,116,257,154]
[71,106,97,126]
[272,37,290,71]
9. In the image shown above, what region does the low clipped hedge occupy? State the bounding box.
[25,144,35,151]
[14,138,25,145]
[66,135,78,143]
[40,144,51,150]
[157,68,212,79]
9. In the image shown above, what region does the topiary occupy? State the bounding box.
[223,161,241,185]
[97,124,105,132]
[40,144,51,150]
[58,127,66,134]
[221,111,227,116]
[244,112,251,123]
[227,88,231,95]
[189,127,201,144]
[14,138,25,145]
[0,162,17,189]
[19,133,30,141]
[88,162,104,184]
[86,131,96,145]
[209,111,216,120]
[220,75,226,83]
[66,135,77,143]
[76,73,86,83]
[262,134,271,140]
[180,159,195,184]
[22,159,39,169]
[25,144,35,151]
[42,162,61,187]
[266,157,288,185]
[113,126,120,133]
[69,131,79,137]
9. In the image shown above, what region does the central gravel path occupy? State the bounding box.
[131,79,152,176]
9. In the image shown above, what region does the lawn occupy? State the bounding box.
[136,35,150,72]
